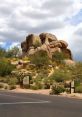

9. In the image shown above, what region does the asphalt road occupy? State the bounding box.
[0,91,82,117]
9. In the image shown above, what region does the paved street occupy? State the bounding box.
[0,90,82,117]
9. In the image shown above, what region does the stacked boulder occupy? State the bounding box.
[21,33,72,59]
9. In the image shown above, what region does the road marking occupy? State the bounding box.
[0,93,50,103]
[0,101,50,106]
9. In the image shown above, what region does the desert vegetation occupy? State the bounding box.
[0,33,82,95]
[0,46,82,95]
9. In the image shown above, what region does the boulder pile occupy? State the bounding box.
[21,33,72,59]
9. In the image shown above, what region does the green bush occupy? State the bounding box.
[50,68,72,83]
[54,76,64,82]
[8,77,18,85]
[50,85,65,95]
[75,85,82,93]
[74,79,80,87]
[9,85,16,90]
[30,85,39,90]
[29,50,50,67]
[50,71,65,83]
[52,52,65,64]
[43,83,50,89]
[33,40,41,48]
[35,82,42,89]
[0,60,15,77]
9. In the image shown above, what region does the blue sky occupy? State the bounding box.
[69,9,82,25]
[0,0,82,61]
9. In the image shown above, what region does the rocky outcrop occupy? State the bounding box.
[26,34,41,48]
[39,33,57,44]
[21,33,72,59]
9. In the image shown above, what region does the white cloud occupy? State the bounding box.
[9,42,20,49]
[0,0,82,60]
[0,42,6,48]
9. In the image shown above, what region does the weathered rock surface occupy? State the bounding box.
[21,33,72,59]
[39,33,57,44]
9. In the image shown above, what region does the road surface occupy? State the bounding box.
[0,90,82,117]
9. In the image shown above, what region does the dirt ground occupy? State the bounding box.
[11,88,82,99]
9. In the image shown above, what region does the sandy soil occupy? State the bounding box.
[12,88,50,95]
[11,88,82,99]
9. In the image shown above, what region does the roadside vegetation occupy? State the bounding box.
[0,46,82,94]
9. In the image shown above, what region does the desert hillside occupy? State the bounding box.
[0,33,82,95]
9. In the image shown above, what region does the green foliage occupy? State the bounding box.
[0,46,20,58]
[0,47,6,57]
[50,85,65,95]
[50,69,71,83]
[73,62,82,81]
[34,40,41,48]
[0,60,15,77]
[63,62,82,81]
[33,77,43,89]
[52,52,65,64]
[9,85,16,90]
[43,83,50,89]
[8,77,18,85]
[30,50,50,67]
[75,85,82,93]
[74,79,80,87]
[30,85,39,90]
[6,46,20,58]
[0,76,9,83]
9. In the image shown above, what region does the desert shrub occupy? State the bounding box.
[30,85,39,90]
[74,79,80,87]
[8,77,18,85]
[54,76,64,82]
[50,85,65,95]
[42,78,51,89]
[50,68,72,83]
[23,84,30,89]
[7,77,17,90]
[0,76,10,83]
[4,85,9,90]
[50,71,65,83]
[33,81,42,89]
[43,83,50,89]
[52,52,65,65]
[0,83,4,88]
[29,50,50,67]
[75,85,82,93]
[33,40,41,48]
[9,85,16,90]
[0,60,15,77]
[30,80,43,90]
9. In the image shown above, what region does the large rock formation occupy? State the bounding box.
[21,33,72,59]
